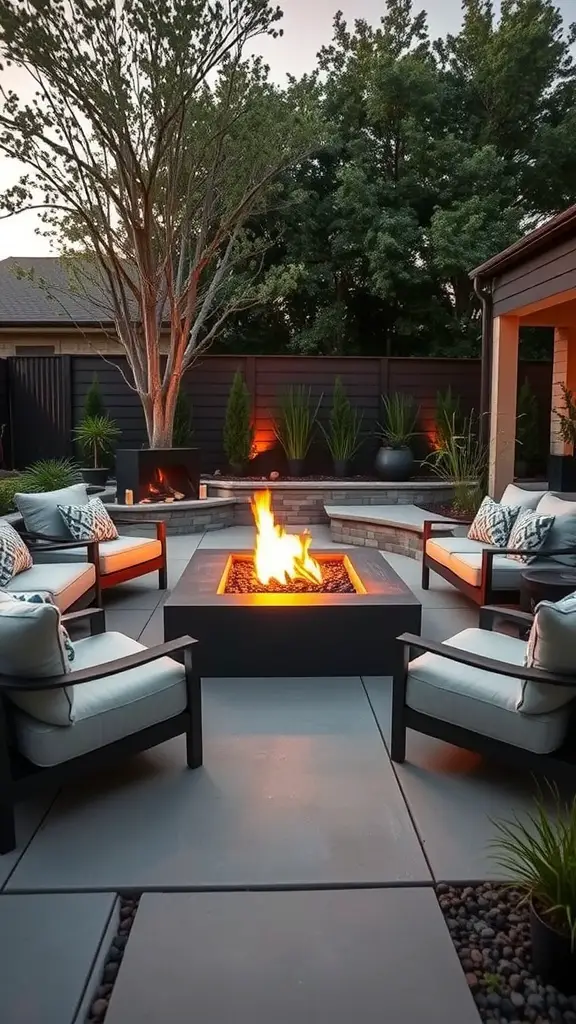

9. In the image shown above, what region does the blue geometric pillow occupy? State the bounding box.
[14,593,75,662]
[58,497,118,542]
[468,496,520,547]
[506,508,556,564]
[0,521,32,587]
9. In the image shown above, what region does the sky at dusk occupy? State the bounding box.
[0,0,574,259]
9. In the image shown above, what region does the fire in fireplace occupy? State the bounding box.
[222,489,359,595]
[115,448,201,505]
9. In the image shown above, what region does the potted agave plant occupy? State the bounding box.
[491,784,576,994]
[74,414,121,488]
[375,393,419,481]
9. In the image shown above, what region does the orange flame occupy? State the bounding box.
[251,490,322,586]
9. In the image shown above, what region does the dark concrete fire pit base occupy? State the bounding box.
[164,548,421,678]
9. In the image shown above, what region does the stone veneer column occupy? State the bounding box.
[488,315,519,499]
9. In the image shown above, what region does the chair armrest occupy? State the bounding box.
[0,636,197,692]
[422,517,471,547]
[479,605,534,631]
[24,534,99,558]
[108,517,166,543]
[485,547,576,558]
[61,608,106,635]
[396,632,575,688]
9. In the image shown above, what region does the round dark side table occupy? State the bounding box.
[520,567,576,612]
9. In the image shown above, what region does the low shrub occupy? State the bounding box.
[22,458,81,492]
[0,474,28,515]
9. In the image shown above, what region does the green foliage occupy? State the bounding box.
[491,784,576,950]
[377,394,418,449]
[553,383,576,449]
[274,386,322,461]
[223,370,253,472]
[22,458,81,492]
[84,376,105,419]
[516,378,541,472]
[481,973,502,995]
[434,388,462,452]
[74,415,121,468]
[173,390,194,447]
[319,377,363,462]
[426,414,486,515]
[0,475,28,514]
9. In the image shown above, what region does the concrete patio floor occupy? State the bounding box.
[0,524,550,1022]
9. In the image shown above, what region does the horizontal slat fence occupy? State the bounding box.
[4,354,553,472]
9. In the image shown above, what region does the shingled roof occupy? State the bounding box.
[0,257,115,326]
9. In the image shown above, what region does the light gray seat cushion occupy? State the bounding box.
[15,483,89,540]
[12,631,188,767]
[426,536,486,570]
[536,493,576,566]
[3,561,96,611]
[501,484,548,509]
[406,628,570,754]
[448,550,524,589]
[33,535,162,575]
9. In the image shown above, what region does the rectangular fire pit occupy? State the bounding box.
[164,548,421,678]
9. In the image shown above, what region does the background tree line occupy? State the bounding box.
[216,0,576,359]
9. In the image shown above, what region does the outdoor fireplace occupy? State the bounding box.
[164,489,421,677]
[115,448,200,505]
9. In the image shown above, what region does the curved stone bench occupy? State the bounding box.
[325,504,458,559]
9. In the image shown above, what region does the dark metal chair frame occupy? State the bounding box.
[0,608,202,855]
[391,605,576,785]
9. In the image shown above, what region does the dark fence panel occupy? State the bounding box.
[0,359,10,468]
[8,356,72,468]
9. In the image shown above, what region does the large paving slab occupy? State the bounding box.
[0,793,58,888]
[363,675,553,881]
[0,891,116,1024]
[105,888,479,1024]
[7,676,430,890]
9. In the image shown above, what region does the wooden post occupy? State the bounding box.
[488,315,519,499]
[550,327,576,455]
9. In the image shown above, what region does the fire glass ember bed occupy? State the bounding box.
[164,490,421,677]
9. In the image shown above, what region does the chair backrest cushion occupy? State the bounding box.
[506,508,555,563]
[58,496,118,542]
[0,521,32,586]
[500,484,547,509]
[467,496,519,547]
[0,592,74,725]
[535,493,576,567]
[520,594,576,714]
[15,482,89,540]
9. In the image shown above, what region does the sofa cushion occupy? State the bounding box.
[500,483,547,509]
[15,483,89,540]
[448,550,524,589]
[14,592,75,662]
[406,627,569,754]
[3,561,96,611]
[506,508,555,563]
[0,521,32,586]
[426,536,487,570]
[520,594,576,714]
[468,496,519,547]
[58,496,118,542]
[12,631,187,767]
[536,494,576,566]
[0,592,74,726]
[33,535,162,575]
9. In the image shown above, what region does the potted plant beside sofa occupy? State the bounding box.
[74,414,121,488]
[375,394,419,481]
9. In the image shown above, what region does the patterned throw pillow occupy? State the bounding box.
[467,496,520,547]
[58,497,118,542]
[506,508,555,563]
[0,521,33,587]
[14,593,75,662]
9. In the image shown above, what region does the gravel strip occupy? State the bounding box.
[438,883,576,1023]
[85,894,140,1023]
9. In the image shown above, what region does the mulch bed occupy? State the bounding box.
[86,894,140,1023]
[438,883,576,1022]
[419,500,473,521]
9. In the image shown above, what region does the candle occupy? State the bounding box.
[124,489,134,505]
[199,483,207,500]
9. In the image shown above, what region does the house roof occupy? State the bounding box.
[0,257,114,326]
[470,203,576,280]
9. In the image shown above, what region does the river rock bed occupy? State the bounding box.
[438,883,576,1023]
[85,894,140,1022]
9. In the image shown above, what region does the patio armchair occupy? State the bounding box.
[0,605,202,854]
[391,605,576,784]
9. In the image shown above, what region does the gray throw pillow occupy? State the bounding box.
[520,594,576,714]
[500,483,547,510]
[535,493,576,567]
[58,497,118,542]
[15,482,89,540]
[0,592,74,725]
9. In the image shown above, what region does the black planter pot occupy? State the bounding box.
[530,901,576,994]
[287,458,304,477]
[374,446,414,482]
[80,467,109,488]
[229,462,246,477]
[333,458,348,478]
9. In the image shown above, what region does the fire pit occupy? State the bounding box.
[164,490,421,678]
